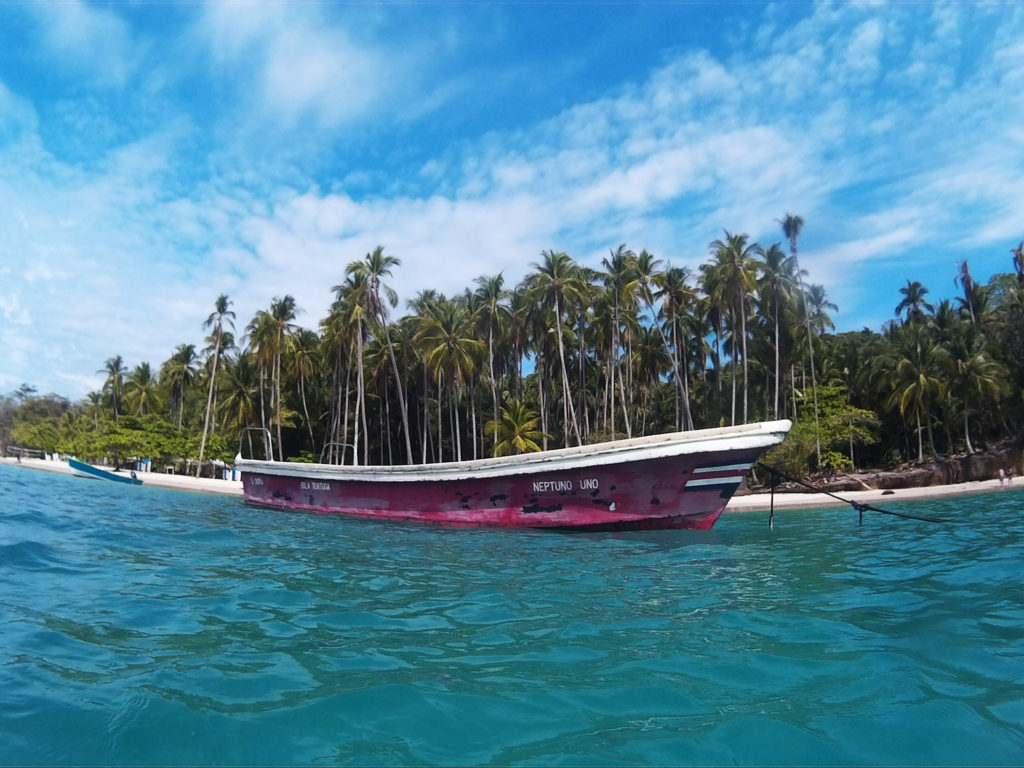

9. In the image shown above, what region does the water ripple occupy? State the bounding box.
[2,464,1023,765]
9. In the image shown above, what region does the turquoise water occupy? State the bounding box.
[1,464,1023,766]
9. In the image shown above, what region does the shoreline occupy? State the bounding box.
[1,456,243,496]
[3,455,1019,511]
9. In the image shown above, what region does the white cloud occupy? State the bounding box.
[193,3,428,132]
[30,0,136,87]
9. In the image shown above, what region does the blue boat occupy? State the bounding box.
[68,457,144,485]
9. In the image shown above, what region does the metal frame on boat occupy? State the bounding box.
[235,420,791,530]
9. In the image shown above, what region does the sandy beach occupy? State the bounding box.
[3,455,1019,512]
[1,456,243,496]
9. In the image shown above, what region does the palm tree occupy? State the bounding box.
[330,275,371,464]
[268,296,299,461]
[1011,241,1024,285]
[780,213,820,459]
[416,297,484,461]
[955,261,977,325]
[197,294,235,475]
[219,352,260,436]
[485,399,546,456]
[755,243,796,419]
[98,355,127,424]
[86,391,103,430]
[653,263,697,430]
[600,245,638,439]
[633,249,688,432]
[706,231,758,425]
[884,323,947,462]
[289,328,320,454]
[162,344,197,428]
[633,324,670,434]
[525,250,586,446]
[474,273,510,446]
[124,362,158,416]
[347,247,414,464]
[895,279,933,325]
[806,284,837,336]
[953,348,1007,454]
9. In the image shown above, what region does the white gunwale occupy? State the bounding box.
[236,419,791,484]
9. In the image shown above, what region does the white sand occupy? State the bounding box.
[3,455,1019,509]
[727,475,1020,512]
[2,456,242,496]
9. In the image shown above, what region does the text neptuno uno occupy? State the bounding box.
[532,478,598,493]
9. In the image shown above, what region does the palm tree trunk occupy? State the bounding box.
[916,409,924,463]
[554,296,581,446]
[488,321,498,449]
[381,321,414,464]
[196,335,221,476]
[436,369,443,462]
[355,324,367,465]
[773,308,780,418]
[300,373,314,454]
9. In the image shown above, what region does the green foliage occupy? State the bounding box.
[764,385,878,476]
[820,451,852,472]
[486,399,547,456]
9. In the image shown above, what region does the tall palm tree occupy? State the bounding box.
[652,263,697,430]
[806,284,837,336]
[884,323,947,462]
[952,347,1007,454]
[600,245,638,439]
[755,243,796,419]
[1011,241,1024,285]
[474,273,510,446]
[525,250,586,446]
[219,351,259,436]
[633,324,670,434]
[161,344,197,428]
[98,355,127,424]
[955,261,977,325]
[706,231,758,424]
[780,213,820,459]
[289,328,321,454]
[331,275,371,464]
[347,247,414,464]
[633,249,688,432]
[895,279,934,325]
[86,391,103,430]
[197,294,235,475]
[416,297,484,461]
[269,296,299,460]
[124,361,158,416]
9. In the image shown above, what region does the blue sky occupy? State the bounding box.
[2,1,1023,400]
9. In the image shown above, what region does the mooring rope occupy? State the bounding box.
[756,462,950,525]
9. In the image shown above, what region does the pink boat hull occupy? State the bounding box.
[238,421,791,531]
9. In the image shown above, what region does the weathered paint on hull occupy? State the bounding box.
[241,446,766,531]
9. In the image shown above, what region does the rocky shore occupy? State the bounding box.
[759,439,1023,495]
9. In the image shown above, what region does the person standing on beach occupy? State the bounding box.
[998,468,1006,487]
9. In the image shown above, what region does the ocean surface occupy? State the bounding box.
[1,463,1023,766]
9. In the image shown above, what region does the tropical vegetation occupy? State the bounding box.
[3,226,1022,479]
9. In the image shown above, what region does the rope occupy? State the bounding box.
[756,462,949,525]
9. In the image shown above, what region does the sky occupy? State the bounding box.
[2,0,1023,401]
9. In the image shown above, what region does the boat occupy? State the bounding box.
[235,419,791,531]
[68,457,144,486]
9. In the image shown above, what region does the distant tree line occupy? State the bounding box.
[3,220,1022,479]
